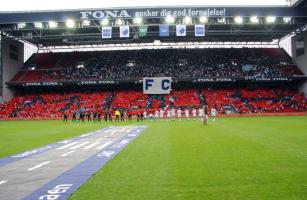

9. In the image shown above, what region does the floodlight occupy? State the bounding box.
[115,18,123,26]
[133,17,143,24]
[199,16,208,23]
[183,16,192,25]
[165,15,175,24]
[217,17,226,23]
[82,20,91,26]
[101,18,110,26]
[283,17,291,23]
[250,16,259,24]
[76,64,84,69]
[34,22,43,29]
[66,19,75,28]
[234,16,243,24]
[17,23,26,29]
[49,21,58,28]
[266,16,276,23]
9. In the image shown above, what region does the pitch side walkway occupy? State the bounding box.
[0,126,146,200]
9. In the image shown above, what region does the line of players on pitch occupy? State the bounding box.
[133,106,217,124]
[64,106,217,125]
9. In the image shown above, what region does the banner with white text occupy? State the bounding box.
[143,77,172,94]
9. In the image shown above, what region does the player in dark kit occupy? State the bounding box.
[87,112,91,122]
[80,113,85,122]
[137,111,140,122]
[104,111,108,122]
[128,110,132,121]
[203,105,209,125]
[93,112,97,123]
[120,111,124,122]
[63,112,68,123]
[72,112,76,122]
[97,112,101,122]
[108,111,112,122]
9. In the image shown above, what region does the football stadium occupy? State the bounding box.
[0,0,307,199]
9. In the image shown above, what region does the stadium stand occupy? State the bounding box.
[9,48,303,83]
[204,88,306,114]
[0,88,306,119]
[1,47,306,119]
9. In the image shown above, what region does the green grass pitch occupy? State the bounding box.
[1,116,307,199]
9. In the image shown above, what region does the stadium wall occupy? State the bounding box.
[293,32,307,96]
[1,39,24,102]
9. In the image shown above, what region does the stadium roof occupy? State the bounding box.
[0,0,290,12]
[0,1,306,46]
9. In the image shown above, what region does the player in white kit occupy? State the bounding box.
[167,109,171,121]
[171,108,176,121]
[211,108,218,121]
[154,110,159,121]
[177,108,182,121]
[143,110,147,120]
[198,107,204,120]
[185,109,190,120]
[159,109,164,120]
[192,108,197,120]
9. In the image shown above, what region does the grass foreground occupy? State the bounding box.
[1,116,307,199]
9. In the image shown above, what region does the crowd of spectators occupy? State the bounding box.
[204,88,307,114]
[56,49,299,80]
[0,88,306,119]
[11,48,303,83]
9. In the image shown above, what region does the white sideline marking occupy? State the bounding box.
[57,142,79,150]
[96,138,104,142]
[97,141,113,150]
[28,161,51,171]
[70,142,90,150]
[104,129,113,133]
[58,140,71,144]
[61,150,75,157]
[110,130,118,135]
[120,128,127,132]
[83,142,100,150]
[0,180,7,185]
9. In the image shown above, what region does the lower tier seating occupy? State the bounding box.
[0,88,306,118]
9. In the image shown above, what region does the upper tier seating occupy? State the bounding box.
[10,48,304,83]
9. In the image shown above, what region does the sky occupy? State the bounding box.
[0,0,288,12]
